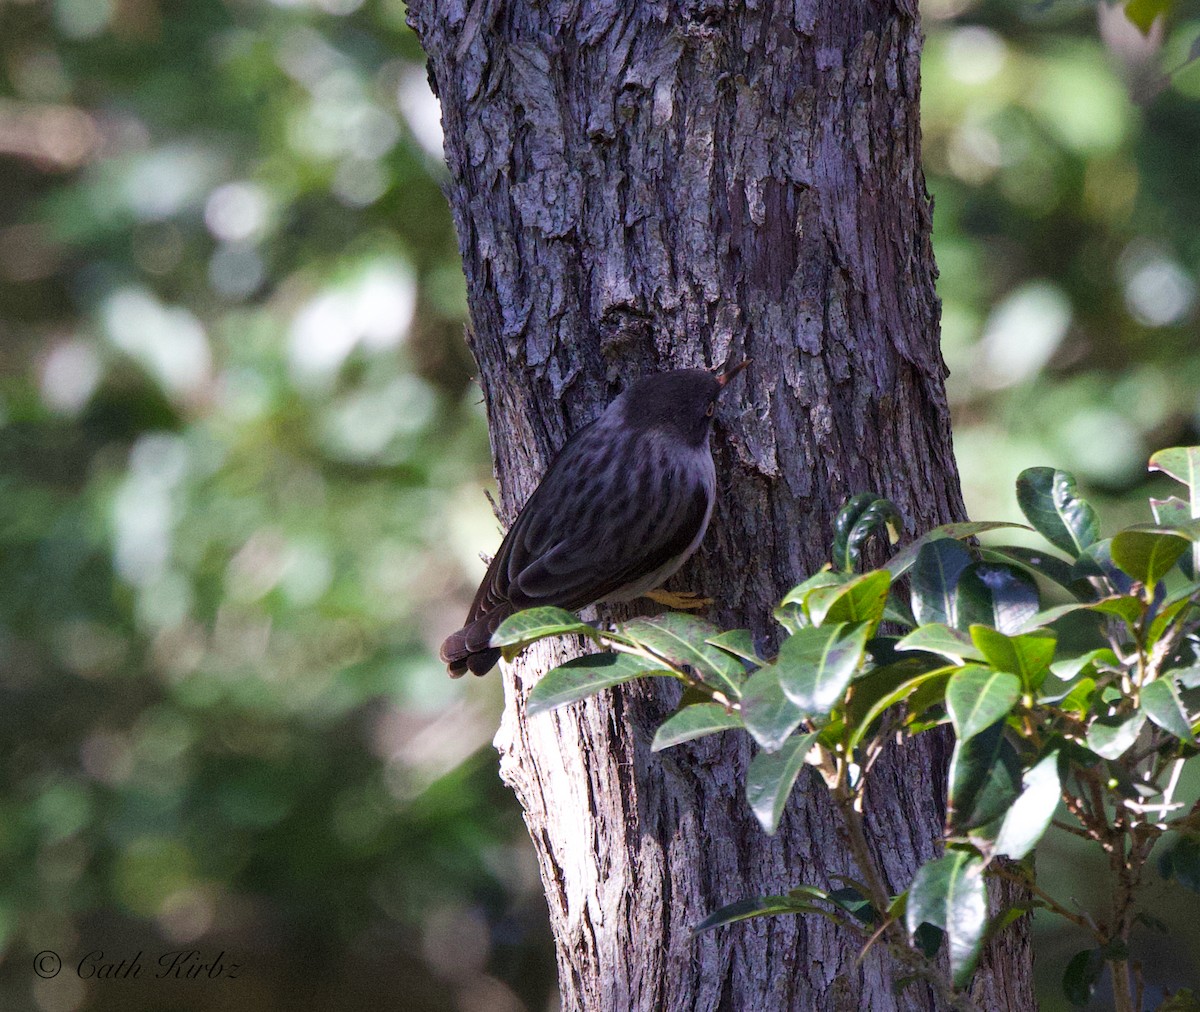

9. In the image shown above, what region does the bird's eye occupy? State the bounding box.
[705,402,716,417]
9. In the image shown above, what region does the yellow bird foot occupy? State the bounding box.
[642,589,713,610]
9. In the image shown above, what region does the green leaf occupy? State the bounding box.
[1124,0,1175,34]
[1141,677,1197,744]
[705,629,763,665]
[1158,833,1200,893]
[527,653,672,716]
[1086,712,1147,760]
[969,626,1056,694]
[492,606,597,656]
[955,564,1039,635]
[844,660,955,749]
[1071,538,1135,597]
[1151,495,1194,527]
[621,614,743,698]
[830,494,902,573]
[1110,526,1190,587]
[1150,447,1200,578]
[948,721,1022,831]
[883,585,917,627]
[651,703,743,751]
[910,539,973,626]
[776,623,870,717]
[1018,596,1142,633]
[1058,677,1096,715]
[1150,446,1200,494]
[1015,467,1100,558]
[896,624,986,663]
[1148,595,1197,648]
[740,666,806,752]
[993,751,1061,860]
[979,545,1077,593]
[946,666,1021,743]
[1050,648,1119,682]
[826,885,877,925]
[806,570,891,633]
[905,848,988,988]
[693,894,818,933]
[1062,948,1105,1007]
[779,570,849,608]
[746,731,820,834]
[886,522,1030,579]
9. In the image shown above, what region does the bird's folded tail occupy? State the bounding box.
[440,606,513,677]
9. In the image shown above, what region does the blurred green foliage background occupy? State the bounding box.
[0,0,1196,1008]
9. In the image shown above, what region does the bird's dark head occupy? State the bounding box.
[617,363,747,448]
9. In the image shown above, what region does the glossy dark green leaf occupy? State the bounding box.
[740,665,806,752]
[948,721,1022,831]
[885,522,1030,579]
[621,614,743,698]
[826,886,877,925]
[527,653,672,716]
[693,894,818,933]
[1110,527,1190,587]
[705,629,763,665]
[993,751,1061,860]
[946,666,1021,742]
[830,493,901,573]
[1062,948,1105,1006]
[896,624,986,663]
[492,606,597,656]
[746,731,820,834]
[955,563,1039,635]
[969,626,1056,694]
[979,545,1077,592]
[651,703,743,752]
[776,623,870,717]
[1141,677,1197,743]
[1018,596,1142,633]
[1086,712,1147,760]
[1158,833,1200,893]
[883,585,917,627]
[905,848,988,988]
[910,539,973,626]
[1015,466,1100,558]
[806,570,891,633]
[844,660,955,749]
[1071,539,1134,597]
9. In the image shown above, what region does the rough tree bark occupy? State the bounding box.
[409,1,1035,1009]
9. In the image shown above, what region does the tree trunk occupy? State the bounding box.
[408,1,1035,1009]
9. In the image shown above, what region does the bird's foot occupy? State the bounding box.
[642,589,712,610]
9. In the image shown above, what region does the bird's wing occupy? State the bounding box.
[462,420,604,624]
[512,479,711,608]
[465,422,710,621]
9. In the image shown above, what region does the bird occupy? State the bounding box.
[440,362,748,677]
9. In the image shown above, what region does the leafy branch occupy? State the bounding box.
[492,447,1200,1009]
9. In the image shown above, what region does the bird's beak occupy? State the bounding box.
[715,358,750,390]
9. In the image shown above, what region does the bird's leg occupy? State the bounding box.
[642,588,713,610]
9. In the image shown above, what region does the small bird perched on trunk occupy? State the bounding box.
[440,363,748,677]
